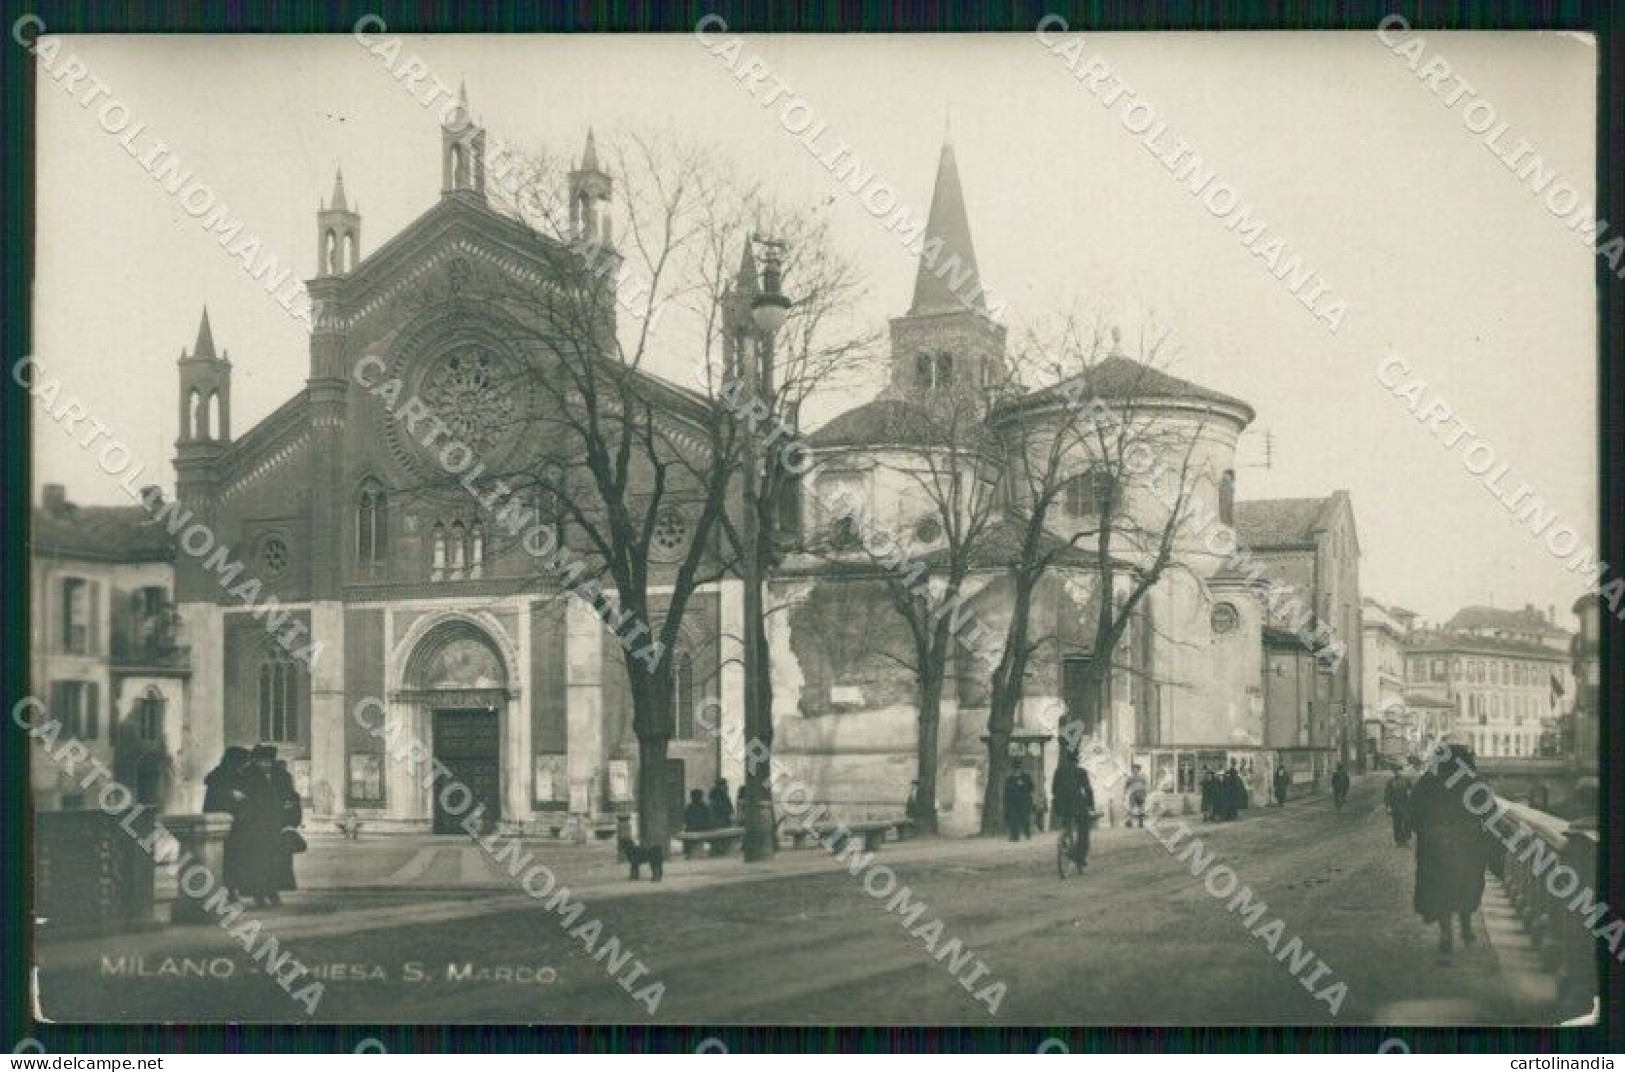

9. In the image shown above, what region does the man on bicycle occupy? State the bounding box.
[1051,754,1097,868]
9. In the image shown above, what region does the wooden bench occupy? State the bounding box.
[787,819,901,852]
[676,826,744,857]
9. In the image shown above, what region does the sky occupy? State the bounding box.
[31,30,1598,628]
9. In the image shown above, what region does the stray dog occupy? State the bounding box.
[619,838,664,882]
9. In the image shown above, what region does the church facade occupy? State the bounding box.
[168,95,1343,837]
[170,100,745,836]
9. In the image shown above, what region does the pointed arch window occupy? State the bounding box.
[449,521,467,579]
[258,652,299,744]
[673,651,695,739]
[357,481,388,565]
[469,521,485,579]
[431,522,448,581]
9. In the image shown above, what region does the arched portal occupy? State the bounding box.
[400,619,511,833]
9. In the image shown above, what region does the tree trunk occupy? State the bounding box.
[743,611,776,858]
[636,734,671,847]
[980,582,1034,836]
[913,663,945,836]
[980,688,1017,836]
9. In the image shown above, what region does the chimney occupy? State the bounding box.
[41,484,66,514]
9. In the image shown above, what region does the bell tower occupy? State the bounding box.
[441,81,486,199]
[316,169,361,277]
[568,129,613,245]
[176,307,231,444]
[887,138,1006,405]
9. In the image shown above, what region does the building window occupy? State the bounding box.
[1062,655,1098,741]
[136,585,166,619]
[50,680,98,739]
[61,577,92,655]
[448,521,467,578]
[1430,658,1446,682]
[260,535,290,576]
[469,521,485,579]
[1219,470,1236,527]
[431,522,448,580]
[915,352,954,392]
[357,482,387,564]
[1064,470,1114,519]
[135,687,165,742]
[258,653,299,744]
[672,651,695,739]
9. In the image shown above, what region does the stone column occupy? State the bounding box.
[385,698,425,826]
[307,602,346,826]
[565,596,603,838]
[504,598,533,829]
[175,602,223,811]
[717,578,746,786]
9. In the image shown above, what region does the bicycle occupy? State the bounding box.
[1055,812,1098,879]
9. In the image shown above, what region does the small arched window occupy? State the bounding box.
[672,651,695,739]
[136,686,165,742]
[469,521,485,579]
[1219,470,1236,527]
[431,522,447,580]
[258,652,299,743]
[357,482,387,565]
[449,521,467,577]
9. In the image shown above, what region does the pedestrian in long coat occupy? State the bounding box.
[1385,771,1413,845]
[1220,763,1244,821]
[1272,764,1290,807]
[202,746,250,896]
[1199,769,1220,821]
[1332,762,1351,810]
[709,778,734,829]
[1411,744,1497,960]
[1002,770,1032,841]
[228,746,297,906]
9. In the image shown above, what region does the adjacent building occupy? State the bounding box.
[1360,597,1415,763]
[30,484,190,811]
[1569,594,1599,771]
[1403,611,1574,759]
[1235,493,1364,769]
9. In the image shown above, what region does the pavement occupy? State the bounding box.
[35,778,1574,1026]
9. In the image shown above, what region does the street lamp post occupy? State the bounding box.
[742,235,790,863]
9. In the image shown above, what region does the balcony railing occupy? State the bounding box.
[1486,799,1598,1019]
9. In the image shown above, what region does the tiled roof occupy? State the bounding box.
[1444,604,1566,637]
[1001,356,1255,422]
[1407,630,1566,661]
[807,397,994,451]
[34,500,173,562]
[1234,496,1337,549]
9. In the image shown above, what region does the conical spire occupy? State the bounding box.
[191,307,216,360]
[328,168,349,212]
[582,128,600,172]
[734,240,759,296]
[908,140,984,316]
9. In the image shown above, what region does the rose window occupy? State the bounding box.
[261,536,289,575]
[650,507,690,563]
[421,349,515,457]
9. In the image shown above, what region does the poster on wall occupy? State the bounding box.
[532,754,565,804]
[347,753,383,805]
[607,760,631,803]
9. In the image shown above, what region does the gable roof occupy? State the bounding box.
[1444,604,1567,638]
[1234,496,1340,550]
[807,397,994,451]
[35,499,172,563]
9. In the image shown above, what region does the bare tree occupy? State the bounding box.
[811,390,1004,836]
[979,315,1214,832]
[397,131,871,847]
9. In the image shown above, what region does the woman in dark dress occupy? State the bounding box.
[271,758,303,901]
[230,746,300,907]
[1410,744,1497,961]
[202,746,250,898]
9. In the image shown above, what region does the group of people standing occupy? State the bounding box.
[682,778,747,832]
[1199,761,1252,822]
[201,744,303,908]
